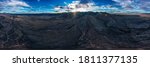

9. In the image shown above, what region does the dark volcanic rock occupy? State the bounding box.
[0,12,150,50]
[0,15,26,49]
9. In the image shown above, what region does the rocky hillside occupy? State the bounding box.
[0,12,150,50]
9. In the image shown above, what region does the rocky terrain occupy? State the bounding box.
[0,12,150,50]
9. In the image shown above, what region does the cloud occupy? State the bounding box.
[54,0,150,13]
[54,0,118,13]
[6,0,30,7]
[112,0,134,9]
[112,0,150,12]
[0,0,30,13]
[139,0,150,11]
[54,1,97,12]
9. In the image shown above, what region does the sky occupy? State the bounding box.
[0,0,150,13]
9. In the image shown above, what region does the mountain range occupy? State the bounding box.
[0,12,150,50]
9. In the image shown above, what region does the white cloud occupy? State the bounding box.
[112,0,150,12]
[113,0,133,8]
[54,1,97,12]
[53,0,150,13]
[7,0,30,7]
[54,1,119,13]
[0,0,30,13]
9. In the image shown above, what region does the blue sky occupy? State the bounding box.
[0,0,150,13]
